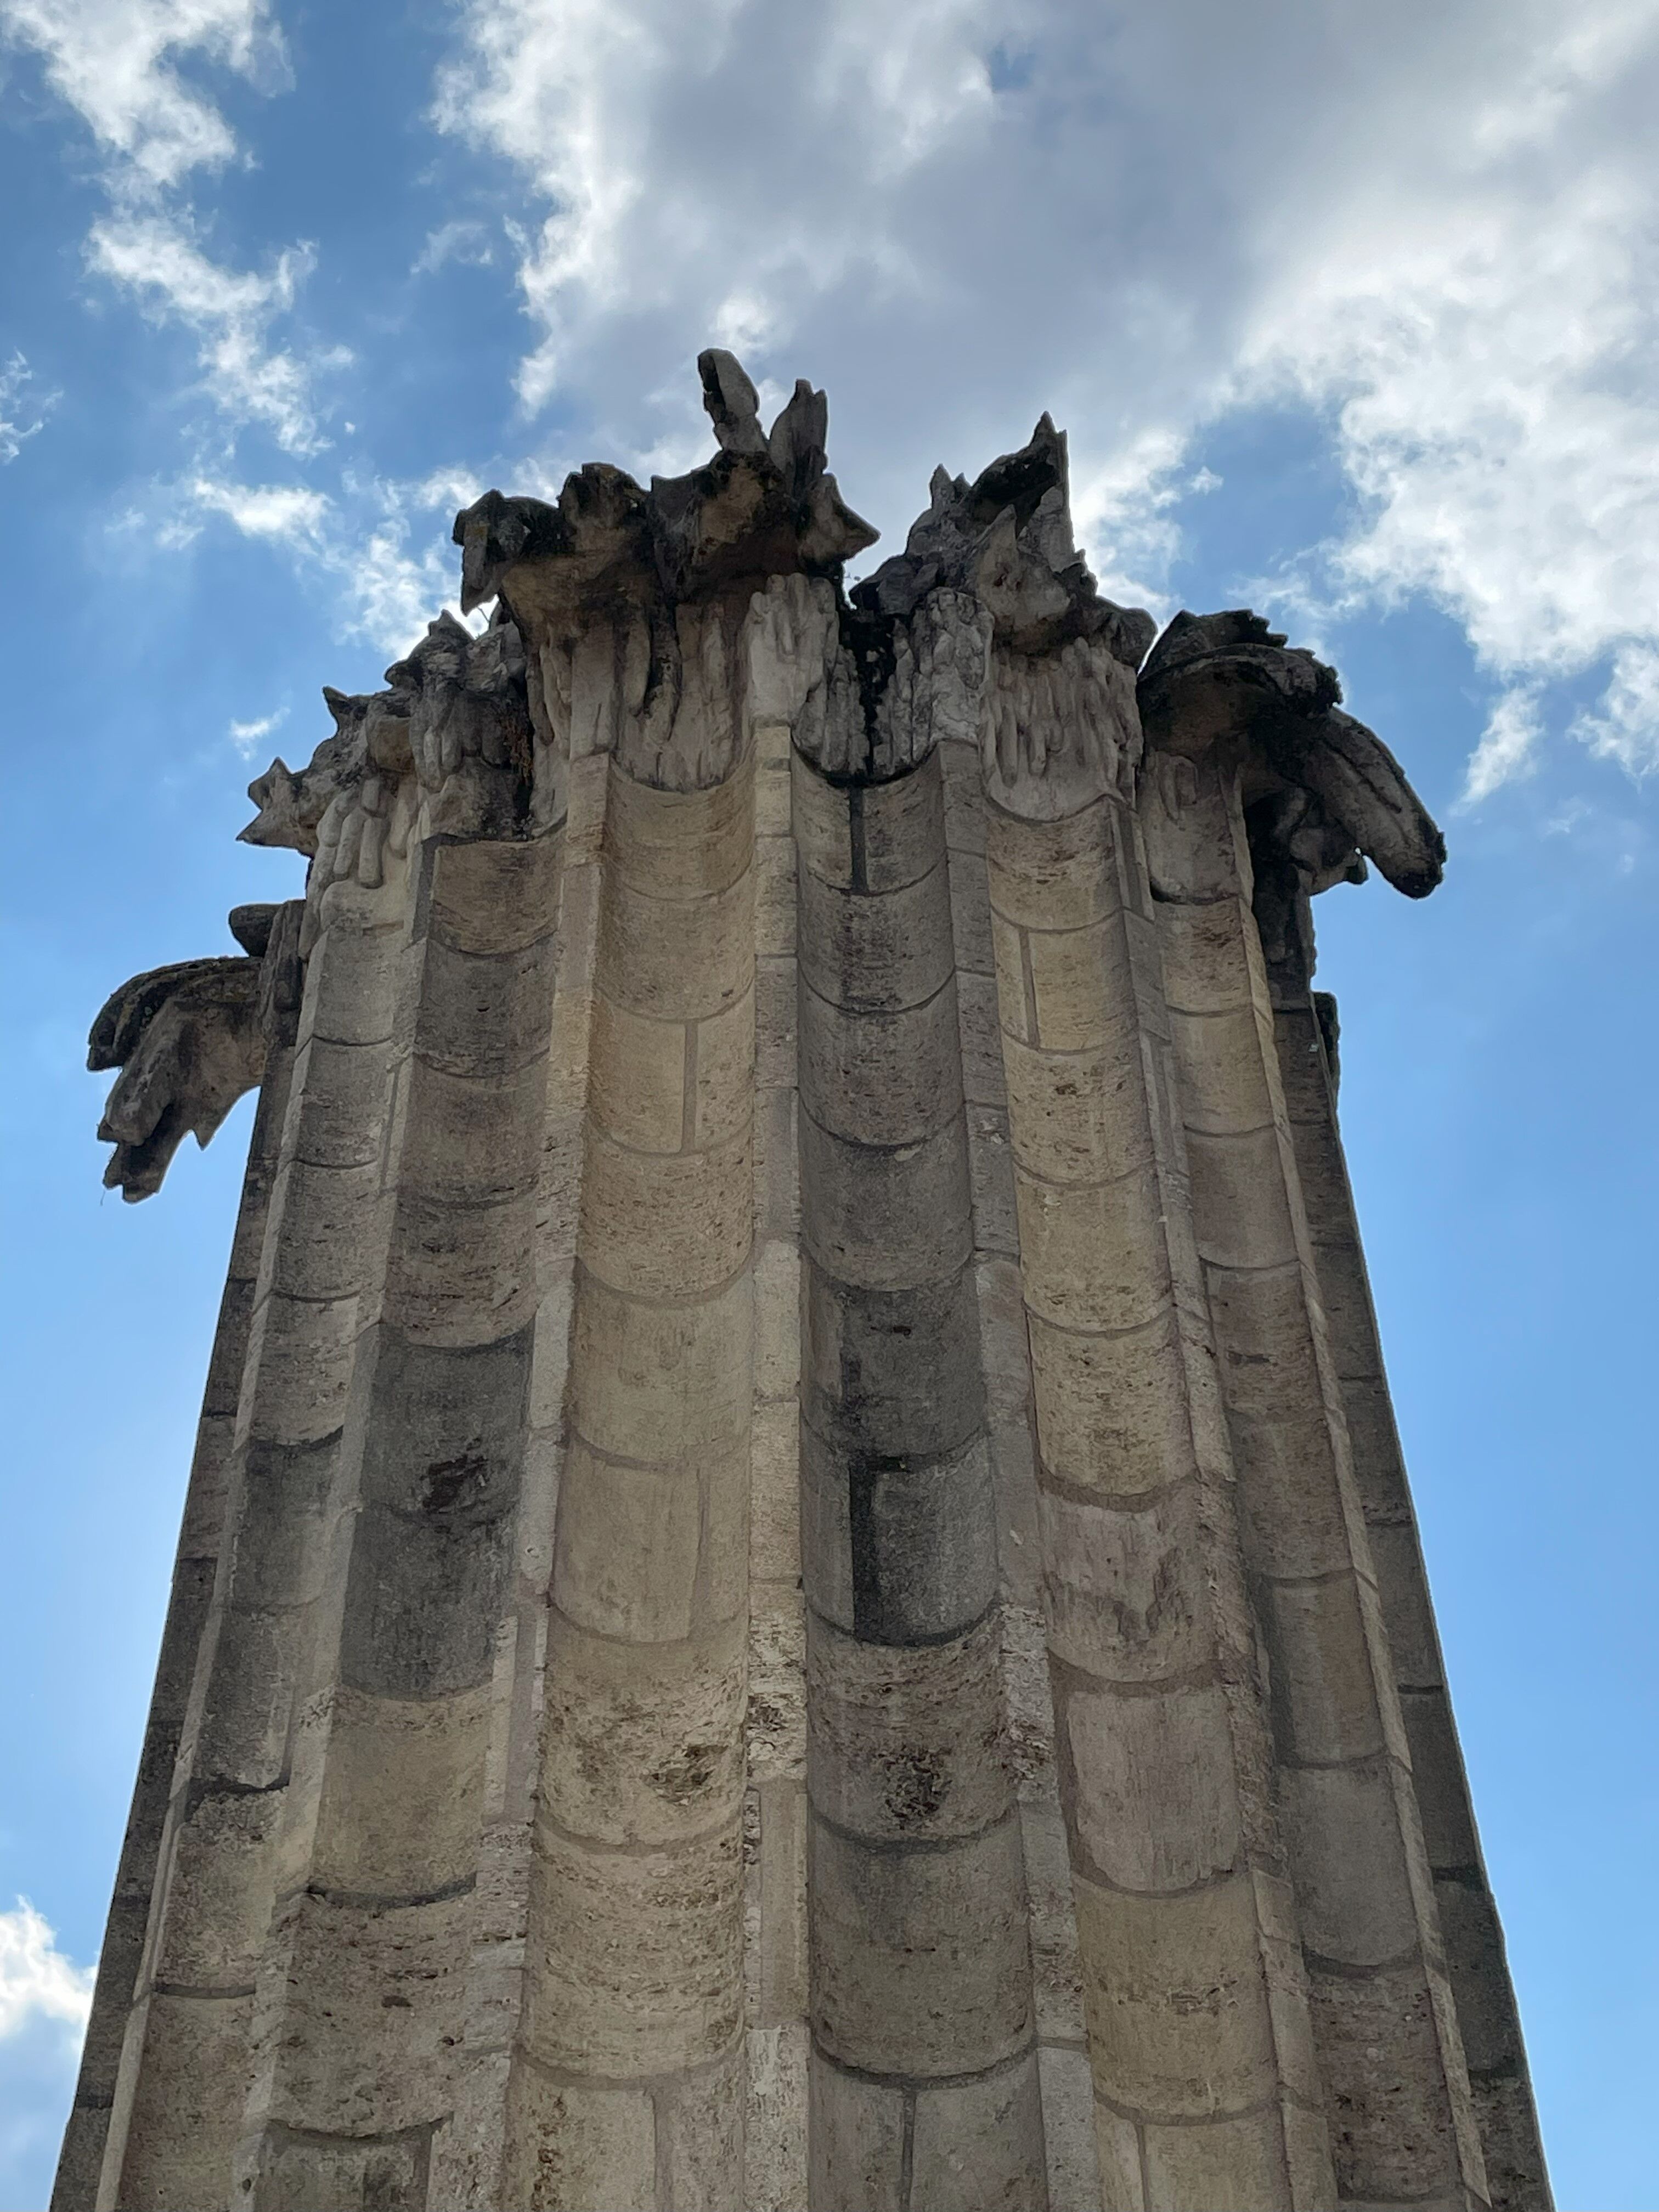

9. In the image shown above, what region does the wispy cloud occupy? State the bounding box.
[0,1900,91,2042]
[174,470,482,656]
[0,352,55,462]
[227,706,286,758]
[3,1,338,458]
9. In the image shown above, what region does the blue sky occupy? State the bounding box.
[2,3,1657,2205]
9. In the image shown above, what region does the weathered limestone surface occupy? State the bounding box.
[63,355,1548,2212]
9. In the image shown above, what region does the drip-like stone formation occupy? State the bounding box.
[59,354,1548,2212]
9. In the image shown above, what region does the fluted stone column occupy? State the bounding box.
[62,353,1548,2212]
[1252,836,1551,2212]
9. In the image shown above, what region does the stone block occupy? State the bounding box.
[1002,1031,1153,1186]
[748,1583,807,1783]
[430,832,562,953]
[242,1291,358,1447]
[660,2046,746,2211]
[1339,1379,1413,1525]
[990,910,1032,1046]
[608,755,754,897]
[1019,1797,1086,2041]
[286,1034,392,1169]
[755,956,798,1090]
[747,1781,808,2021]
[256,1889,470,2137]
[1093,2101,1146,2212]
[755,823,798,957]
[1035,1483,1209,1685]
[966,1103,1018,1254]
[521,1819,743,2076]
[800,1111,973,1290]
[553,1434,702,1641]
[539,1613,746,1848]
[119,1992,252,2212]
[746,2021,810,2212]
[570,1269,752,1462]
[1140,2108,1287,2210]
[1367,1520,1442,1689]
[1400,1689,1481,1870]
[948,846,995,975]
[1226,1403,1354,1581]
[1168,1005,1276,1136]
[596,871,754,1023]
[416,933,558,1080]
[802,1426,997,1644]
[300,917,407,1049]
[911,2049,1048,2210]
[232,1431,338,1604]
[797,864,954,1013]
[1025,919,1139,1053]
[1260,1573,1386,1765]
[1307,1957,1463,2202]
[802,1260,983,1456]
[807,2052,905,2212]
[1436,1878,1520,2076]
[581,1123,752,1300]
[269,1156,383,1302]
[1014,1163,1173,1334]
[309,1683,490,1899]
[1283,1759,1419,1968]
[1312,1234,1384,1383]
[1027,1303,1194,1500]
[1073,1870,1277,2119]
[693,988,757,1149]
[192,1602,303,1789]
[502,2059,656,2211]
[587,996,686,1152]
[1063,1681,1240,1893]
[1271,1001,1334,1124]
[1144,900,1253,1016]
[807,1608,1010,1842]
[388,1187,540,1345]
[957,969,1011,1108]
[809,1813,1032,2078]
[248,2122,433,2212]
[799,979,964,1147]
[985,797,1120,932]
[1186,1127,1299,1270]
[154,1784,280,1985]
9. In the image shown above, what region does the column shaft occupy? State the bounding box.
[796,751,1047,2212]
[507,759,755,2210]
[1143,749,1488,2208]
[1271,984,1550,2211]
[985,785,1337,2211]
[56,1004,294,2212]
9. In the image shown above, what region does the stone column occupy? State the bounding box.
[744,707,811,2212]
[795,747,1046,2211]
[1255,845,1551,2212]
[1137,610,1491,2209]
[57,907,301,2212]
[505,755,757,2208]
[939,720,1104,2211]
[100,881,410,2212]
[984,769,1336,2210]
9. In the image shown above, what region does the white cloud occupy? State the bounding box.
[0,352,55,462]
[1464,690,1545,807]
[89,219,340,453]
[228,706,285,757]
[430,0,1659,802]
[411,219,495,277]
[0,0,287,190]
[181,471,479,656]
[5,1,340,460]
[0,1901,92,2044]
